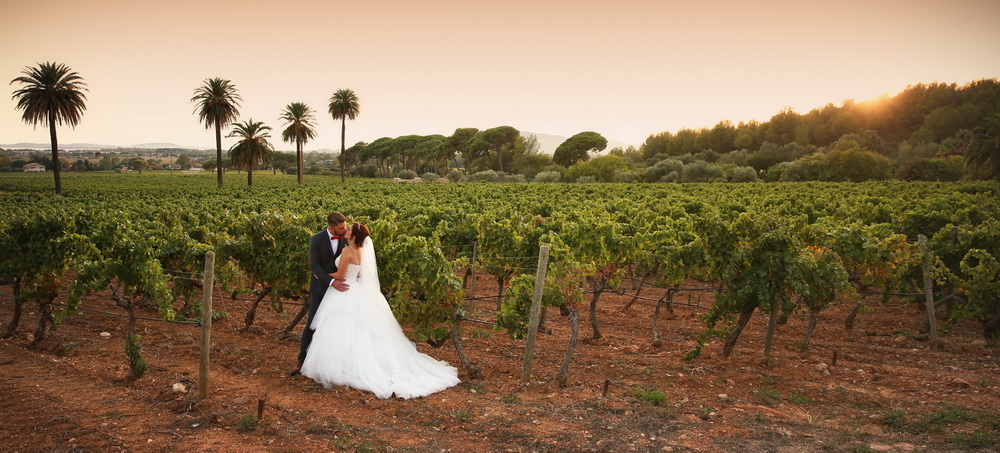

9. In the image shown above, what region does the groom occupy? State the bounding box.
[292,211,350,376]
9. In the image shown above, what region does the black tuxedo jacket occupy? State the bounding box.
[309,229,346,304]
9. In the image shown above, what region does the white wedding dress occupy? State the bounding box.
[300,238,460,399]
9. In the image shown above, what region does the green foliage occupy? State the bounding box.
[375,225,463,346]
[643,158,683,182]
[895,156,965,181]
[553,131,608,167]
[497,273,568,339]
[532,170,561,183]
[227,120,275,185]
[191,77,241,187]
[218,211,312,303]
[646,80,998,173]
[948,430,997,449]
[2,174,999,380]
[630,387,667,405]
[680,160,724,182]
[10,62,89,194]
[792,245,854,315]
[964,114,1000,180]
[824,146,893,182]
[730,166,758,182]
[125,334,147,378]
[565,154,628,182]
[889,406,974,434]
[237,414,259,431]
[935,248,1000,345]
[467,126,520,173]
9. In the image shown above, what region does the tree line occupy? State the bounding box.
[9,61,1000,195]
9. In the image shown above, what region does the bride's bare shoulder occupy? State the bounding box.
[343,245,362,264]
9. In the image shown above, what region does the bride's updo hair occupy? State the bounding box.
[351,222,370,246]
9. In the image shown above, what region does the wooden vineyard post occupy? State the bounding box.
[522,245,550,383]
[199,251,216,400]
[917,235,937,342]
[468,243,478,310]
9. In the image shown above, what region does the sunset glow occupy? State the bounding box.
[3,0,999,150]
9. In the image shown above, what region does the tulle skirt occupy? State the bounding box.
[300,281,460,399]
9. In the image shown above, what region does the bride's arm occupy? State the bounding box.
[328,246,356,283]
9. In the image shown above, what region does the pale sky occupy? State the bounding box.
[3,0,999,151]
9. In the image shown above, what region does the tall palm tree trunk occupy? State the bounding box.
[296,139,304,185]
[49,112,62,195]
[340,118,347,183]
[247,167,253,186]
[215,119,224,188]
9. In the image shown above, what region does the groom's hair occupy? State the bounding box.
[351,223,370,246]
[327,212,346,226]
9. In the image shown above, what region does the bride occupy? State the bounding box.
[300,223,460,399]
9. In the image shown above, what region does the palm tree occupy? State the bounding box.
[191,78,241,188]
[965,116,1000,180]
[328,89,361,183]
[227,120,275,187]
[10,62,88,195]
[279,102,317,185]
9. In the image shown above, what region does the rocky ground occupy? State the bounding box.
[1,275,998,452]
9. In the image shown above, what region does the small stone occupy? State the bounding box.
[172,382,187,393]
[99,332,112,338]
[951,378,971,389]
[717,394,728,399]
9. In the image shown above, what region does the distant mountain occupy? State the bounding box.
[1,142,207,150]
[129,142,207,150]
[521,131,633,155]
[2,142,115,150]
[4,134,637,154]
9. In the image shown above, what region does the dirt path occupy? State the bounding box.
[2,279,999,452]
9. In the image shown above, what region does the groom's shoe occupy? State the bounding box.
[289,365,302,377]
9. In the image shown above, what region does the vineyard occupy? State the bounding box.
[1,173,999,452]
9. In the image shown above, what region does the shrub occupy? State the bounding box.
[659,171,679,183]
[352,164,378,178]
[576,176,597,184]
[566,154,628,182]
[730,166,758,182]
[824,147,892,181]
[421,172,440,181]
[643,158,683,182]
[694,149,721,163]
[761,161,791,181]
[630,388,667,405]
[397,169,418,180]
[466,170,500,182]
[466,170,524,182]
[447,169,465,182]
[238,414,259,431]
[681,160,724,182]
[613,170,637,182]
[532,171,561,183]
[895,157,965,181]
[720,149,748,166]
[780,154,826,181]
